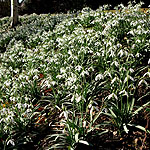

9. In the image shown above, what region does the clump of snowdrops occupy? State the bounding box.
[0,1,150,149]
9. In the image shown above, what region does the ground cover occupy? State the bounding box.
[0,1,150,150]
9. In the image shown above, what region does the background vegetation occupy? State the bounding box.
[0,0,150,18]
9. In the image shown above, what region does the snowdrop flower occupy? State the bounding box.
[108,93,118,100]
[129,68,134,73]
[60,68,66,74]
[75,94,82,103]
[106,41,112,47]
[17,103,22,109]
[65,76,77,86]
[71,95,75,102]
[119,90,128,97]
[148,59,150,64]
[26,108,32,113]
[95,74,104,81]
[71,94,83,103]
[59,110,69,120]
[44,80,51,88]
[138,79,148,86]
[118,49,124,57]
[135,53,141,57]
[14,68,19,74]
[124,75,134,83]
[33,75,39,80]
[88,66,94,72]
[104,71,112,78]
[95,52,100,56]
[51,81,56,86]
[56,74,63,79]
[137,25,142,29]
[109,50,115,57]
[128,30,134,35]
[75,65,82,72]
[136,39,141,43]
[10,97,15,102]
[5,80,11,87]
[7,139,15,146]
[81,70,89,77]
[111,61,119,67]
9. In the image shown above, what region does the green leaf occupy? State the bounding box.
[132,101,150,116]
[128,124,146,132]
[109,108,117,118]
[135,125,146,132]
[79,140,89,145]
[98,130,109,136]
[130,98,135,112]
[146,108,150,112]
[93,111,102,124]
[103,112,113,118]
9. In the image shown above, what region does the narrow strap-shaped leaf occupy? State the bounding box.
[109,108,117,118]
[79,140,89,145]
[130,98,135,112]
[132,101,150,116]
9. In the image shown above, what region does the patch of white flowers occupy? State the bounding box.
[0,2,150,148]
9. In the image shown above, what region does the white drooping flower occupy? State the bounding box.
[95,74,104,81]
[148,59,150,64]
[81,70,89,77]
[75,65,82,72]
[108,93,118,100]
[75,94,82,103]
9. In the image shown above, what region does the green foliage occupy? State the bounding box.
[0,1,150,149]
